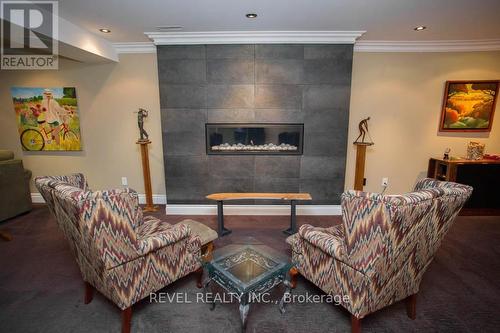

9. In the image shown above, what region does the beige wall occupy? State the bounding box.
[1,51,500,197]
[346,51,500,194]
[0,54,165,194]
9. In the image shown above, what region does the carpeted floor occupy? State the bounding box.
[0,205,499,333]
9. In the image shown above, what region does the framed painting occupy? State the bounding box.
[11,87,82,151]
[439,80,499,132]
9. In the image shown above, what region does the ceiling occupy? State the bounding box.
[58,0,500,43]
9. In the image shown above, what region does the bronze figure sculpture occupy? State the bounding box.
[354,117,374,145]
[137,108,149,141]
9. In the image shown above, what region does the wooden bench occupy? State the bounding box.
[206,192,313,236]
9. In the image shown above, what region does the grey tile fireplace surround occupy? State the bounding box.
[158,44,352,204]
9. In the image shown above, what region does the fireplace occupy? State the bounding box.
[206,123,304,155]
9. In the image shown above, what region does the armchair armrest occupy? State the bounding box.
[298,224,346,260]
[413,178,443,191]
[414,178,473,196]
[137,217,192,255]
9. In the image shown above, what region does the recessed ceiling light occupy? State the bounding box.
[99,28,111,33]
[414,26,426,31]
[246,13,257,18]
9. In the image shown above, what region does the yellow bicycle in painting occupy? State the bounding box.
[20,122,78,151]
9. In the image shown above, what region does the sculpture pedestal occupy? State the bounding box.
[353,142,373,191]
[137,139,158,212]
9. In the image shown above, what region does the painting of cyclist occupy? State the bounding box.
[41,89,67,145]
[12,86,82,151]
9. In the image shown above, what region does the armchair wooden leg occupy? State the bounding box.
[406,293,417,320]
[0,230,12,241]
[201,241,214,262]
[195,267,203,289]
[122,307,132,333]
[84,282,93,304]
[289,267,299,289]
[351,315,361,333]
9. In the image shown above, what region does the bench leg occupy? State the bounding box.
[217,201,231,236]
[283,200,297,235]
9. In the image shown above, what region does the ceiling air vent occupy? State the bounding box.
[156,26,183,31]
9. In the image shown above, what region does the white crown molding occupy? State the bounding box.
[144,31,366,45]
[114,38,500,54]
[32,193,167,205]
[165,204,341,216]
[354,39,500,52]
[113,42,157,54]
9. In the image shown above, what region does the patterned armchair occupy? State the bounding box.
[35,174,202,333]
[286,178,472,333]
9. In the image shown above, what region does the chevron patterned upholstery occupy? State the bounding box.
[287,178,472,321]
[35,174,201,310]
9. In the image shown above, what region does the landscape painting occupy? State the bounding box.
[440,81,499,132]
[11,87,82,151]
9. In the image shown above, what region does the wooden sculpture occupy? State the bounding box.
[354,117,374,145]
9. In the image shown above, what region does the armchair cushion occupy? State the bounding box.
[298,224,346,260]
[136,216,192,255]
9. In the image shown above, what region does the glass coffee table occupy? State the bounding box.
[204,242,293,328]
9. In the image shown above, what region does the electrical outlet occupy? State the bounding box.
[121,177,128,186]
[382,177,389,187]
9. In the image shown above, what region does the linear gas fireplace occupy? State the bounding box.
[206,123,304,155]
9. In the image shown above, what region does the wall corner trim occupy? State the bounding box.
[144,31,366,45]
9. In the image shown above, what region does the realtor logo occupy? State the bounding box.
[1,1,58,70]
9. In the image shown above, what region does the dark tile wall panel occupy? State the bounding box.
[206,84,254,108]
[158,44,353,204]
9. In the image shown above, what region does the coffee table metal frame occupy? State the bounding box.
[203,244,293,329]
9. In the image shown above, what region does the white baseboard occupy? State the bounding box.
[32,193,339,215]
[31,193,45,203]
[138,194,167,205]
[165,204,341,216]
[31,193,168,205]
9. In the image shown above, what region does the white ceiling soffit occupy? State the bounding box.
[57,15,118,62]
[2,5,118,63]
[144,31,366,45]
